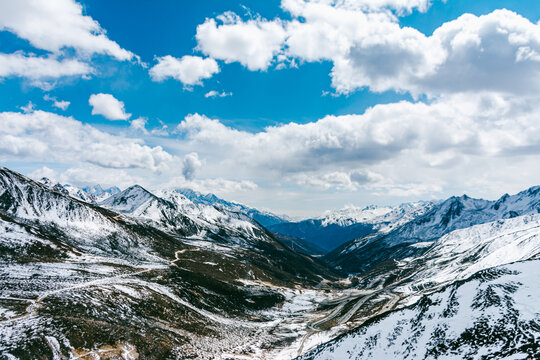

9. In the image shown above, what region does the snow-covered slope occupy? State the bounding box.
[400,213,540,294]
[175,188,289,227]
[100,186,273,247]
[269,201,435,253]
[319,201,436,233]
[0,168,160,261]
[299,260,540,360]
[327,188,540,273]
[36,177,120,203]
[62,183,96,202]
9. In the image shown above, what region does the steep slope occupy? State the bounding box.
[399,213,540,294]
[299,260,540,360]
[175,187,289,227]
[270,202,435,253]
[327,188,540,273]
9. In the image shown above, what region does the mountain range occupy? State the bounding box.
[0,166,538,359]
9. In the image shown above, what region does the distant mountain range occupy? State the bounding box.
[174,187,291,227]
[325,188,540,274]
[268,201,436,252]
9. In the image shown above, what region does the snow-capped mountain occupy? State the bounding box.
[100,186,275,248]
[269,201,436,253]
[300,260,540,360]
[37,177,118,203]
[175,187,289,227]
[327,188,540,273]
[83,184,121,202]
[1,169,168,262]
[62,183,96,202]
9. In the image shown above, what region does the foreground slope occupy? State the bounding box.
[299,260,540,360]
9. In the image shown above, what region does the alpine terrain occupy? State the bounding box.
[0,166,538,359]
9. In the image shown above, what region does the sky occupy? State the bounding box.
[1,0,540,217]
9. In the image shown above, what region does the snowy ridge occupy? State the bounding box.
[269,201,437,253]
[319,201,436,233]
[37,177,120,203]
[2,169,116,234]
[83,184,121,202]
[175,188,289,227]
[100,186,272,247]
[0,167,160,262]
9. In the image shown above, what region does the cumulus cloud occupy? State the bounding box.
[0,52,92,80]
[0,110,175,172]
[0,0,134,61]
[191,178,257,193]
[44,95,70,110]
[130,117,148,134]
[196,12,287,70]
[195,2,540,97]
[182,152,202,180]
[149,55,219,86]
[175,91,540,199]
[58,165,142,189]
[28,166,58,182]
[168,176,258,195]
[89,93,131,120]
[283,0,431,16]
[19,101,35,114]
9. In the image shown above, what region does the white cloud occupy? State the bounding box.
[19,101,35,114]
[196,12,287,70]
[0,110,175,172]
[0,0,134,61]
[89,93,131,121]
[174,91,540,203]
[168,176,258,195]
[58,165,142,189]
[149,55,219,86]
[182,152,202,180]
[283,0,431,16]
[28,166,58,182]
[195,3,540,97]
[52,100,70,110]
[0,52,92,79]
[44,95,70,110]
[205,90,233,98]
[292,171,364,191]
[130,117,148,134]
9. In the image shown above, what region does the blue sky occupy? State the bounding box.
[2,0,540,216]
